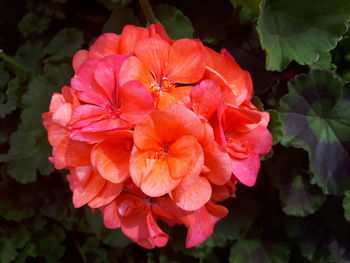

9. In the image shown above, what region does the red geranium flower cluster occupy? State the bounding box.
[42,24,272,248]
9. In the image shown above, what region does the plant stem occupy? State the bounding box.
[0,49,30,73]
[139,0,157,24]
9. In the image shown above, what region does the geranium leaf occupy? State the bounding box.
[268,147,325,217]
[279,69,350,195]
[84,208,132,247]
[102,6,141,34]
[343,191,350,222]
[229,238,290,263]
[257,0,350,71]
[267,109,283,145]
[154,4,194,40]
[44,28,84,62]
[277,172,325,217]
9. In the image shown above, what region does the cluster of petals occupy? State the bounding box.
[42,23,272,248]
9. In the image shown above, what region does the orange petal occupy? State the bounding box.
[167,135,204,180]
[135,37,170,79]
[148,23,174,44]
[203,142,232,185]
[171,177,211,211]
[133,105,204,150]
[129,148,182,197]
[91,131,133,184]
[157,86,192,109]
[204,47,250,106]
[88,181,122,208]
[70,172,106,208]
[119,56,154,88]
[119,25,149,55]
[165,39,205,84]
[46,122,68,147]
[54,137,93,167]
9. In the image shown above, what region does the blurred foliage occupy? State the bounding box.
[0,0,350,262]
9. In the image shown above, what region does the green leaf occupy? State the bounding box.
[102,6,141,34]
[84,208,132,247]
[0,78,20,118]
[276,172,325,217]
[343,191,350,222]
[230,0,261,14]
[81,237,108,263]
[34,225,66,262]
[229,238,290,263]
[279,69,350,195]
[21,63,73,137]
[18,13,51,36]
[0,127,53,183]
[267,109,283,145]
[154,4,194,40]
[310,52,332,70]
[257,0,350,71]
[0,226,32,263]
[13,40,46,74]
[44,28,84,62]
[0,62,9,87]
[268,147,325,217]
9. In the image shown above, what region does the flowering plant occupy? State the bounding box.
[42,23,272,248]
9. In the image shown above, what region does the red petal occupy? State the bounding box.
[166,39,205,84]
[119,80,154,124]
[231,152,260,187]
[171,177,211,211]
[185,202,228,248]
[91,131,133,184]
[69,104,106,129]
[102,201,121,229]
[54,137,93,167]
[129,148,182,197]
[94,55,128,99]
[119,56,153,88]
[88,181,122,208]
[89,33,120,59]
[133,105,204,150]
[119,25,149,55]
[135,37,170,79]
[204,47,251,106]
[203,142,232,185]
[70,172,106,208]
[148,23,174,43]
[121,209,168,249]
[70,60,109,106]
[190,79,222,120]
[72,49,89,72]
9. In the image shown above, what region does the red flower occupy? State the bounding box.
[42,23,272,248]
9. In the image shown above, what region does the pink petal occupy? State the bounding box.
[231,152,260,187]
[119,80,154,124]
[93,55,128,99]
[70,60,109,106]
[102,201,121,229]
[190,79,222,120]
